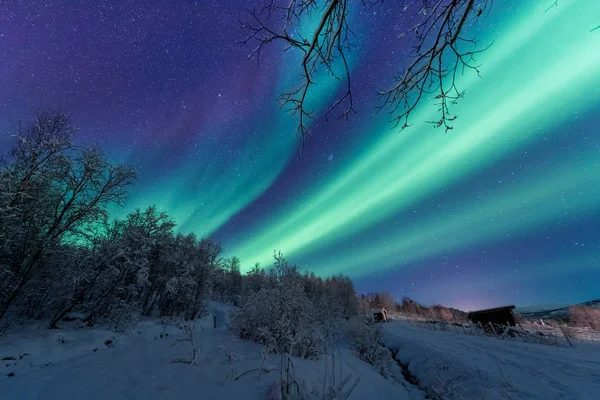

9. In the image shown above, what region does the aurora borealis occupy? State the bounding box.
[1,0,598,310]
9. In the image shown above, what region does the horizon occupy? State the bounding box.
[1,0,598,310]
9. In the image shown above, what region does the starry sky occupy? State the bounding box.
[1,0,599,311]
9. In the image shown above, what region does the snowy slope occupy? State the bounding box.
[382,320,600,399]
[0,304,410,400]
[2,304,599,400]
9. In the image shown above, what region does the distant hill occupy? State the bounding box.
[514,304,567,313]
[516,299,600,320]
[584,299,600,307]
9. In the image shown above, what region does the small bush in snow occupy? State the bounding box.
[345,315,395,377]
[230,253,326,359]
[170,320,200,365]
[568,305,600,330]
[231,284,324,359]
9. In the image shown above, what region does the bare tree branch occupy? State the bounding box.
[545,0,558,12]
[240,0,493,148]
[377,0,493,132]
[240,0,361,149]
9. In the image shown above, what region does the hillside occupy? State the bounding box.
[381,319,600,399]
[0,303,406,400]
[517,299,600,320]
[1,302,599,399]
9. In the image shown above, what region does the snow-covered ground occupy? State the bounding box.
[1,304,598,399]
[382,320,600,399]
[0,303,406,400]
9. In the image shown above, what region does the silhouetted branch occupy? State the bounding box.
[240,0,365,148]
[377,0,493,132]
[240,0,492,147]
[545,0,558,12]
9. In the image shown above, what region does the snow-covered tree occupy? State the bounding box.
[0,110,135,326]
[231,252,324,358]
[231,252,362,359]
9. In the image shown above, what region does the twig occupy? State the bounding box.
[558,324,573,347]
[234,367,274,381]
[545,0,558,12]
[240,0,492,147]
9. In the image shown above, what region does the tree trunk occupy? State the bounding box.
[144,291,158,316]
[0,272,31,324]
[48,301,77,329]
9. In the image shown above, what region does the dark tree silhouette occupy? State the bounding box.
[241,0,493,147]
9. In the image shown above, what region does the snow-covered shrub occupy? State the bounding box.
[241,263,269,298]
[230,253,325,359]
[568,305,600,330]
[212,257,243,305]
[170,320,200,365]
[231,286,324,358]
[103,299,143,331]
[345,315,395,376]
[0,305,19,336]
[217,343,239,364]
[301,272,359,322]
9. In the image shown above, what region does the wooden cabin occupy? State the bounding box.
[467,305,516,327]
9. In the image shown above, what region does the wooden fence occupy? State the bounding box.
[388,313,600,347]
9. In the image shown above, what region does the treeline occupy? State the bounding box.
[229,253,361,359]
[363,292,600,331]
[0,110,135,329]
[0,110,392,382]
[0,110,226,331]
[360,292,468,322]
[0,110,451,381]
[0,110,363,340]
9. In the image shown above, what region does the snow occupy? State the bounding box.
[382,320,600,399]
[0,303,408,399]
[1,304,598,399]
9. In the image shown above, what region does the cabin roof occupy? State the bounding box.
[467,305,515,317]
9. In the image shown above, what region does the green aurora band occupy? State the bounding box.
[226,0,600,275]
[115,8,364,238]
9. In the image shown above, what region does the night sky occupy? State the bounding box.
[1,0,599,311]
